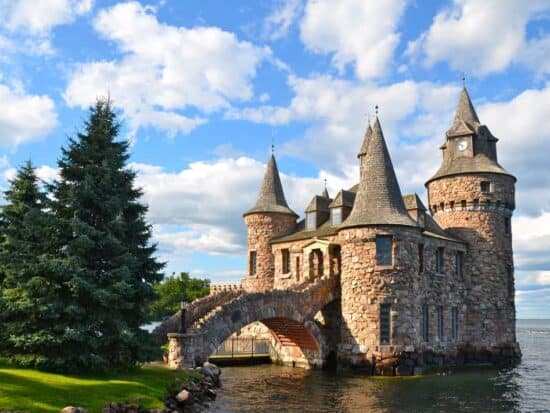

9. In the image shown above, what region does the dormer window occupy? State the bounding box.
[306,212,316,230]
[331,208,342,225]
[417,212,425,227]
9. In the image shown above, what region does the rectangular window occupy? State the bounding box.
[282,249,290,274]
[376,235,393,266]
[296,256,301,281]
[422,305,429,342]
[450,201,455,211]
[249,251,257,276]
[480,181,492,192]
[331,207,342,225]
[473,199,479,209]
[461,200,467,210]
[451,307,458,341]
[455,252,464,277]
[437,306,444,342]
[504,217,511,235]
[306,212,316,230]
[436,247,444,274]
[380,303,391,345]
[419,244,424,273]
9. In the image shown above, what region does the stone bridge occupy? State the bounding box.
[161,274,340,369]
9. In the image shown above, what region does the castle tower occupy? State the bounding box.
[338,117,419,366]
[425,87,518,348]
[243,155,297,292]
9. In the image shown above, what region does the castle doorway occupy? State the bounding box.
[309,248,324,279]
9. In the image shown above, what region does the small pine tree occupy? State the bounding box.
[51,99,164,371]
[0,161,74,368]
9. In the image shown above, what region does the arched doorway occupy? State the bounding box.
[309,248,324,279]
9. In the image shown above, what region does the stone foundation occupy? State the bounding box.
[338,343,522,376]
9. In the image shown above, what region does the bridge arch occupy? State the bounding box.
[168,275,339,369]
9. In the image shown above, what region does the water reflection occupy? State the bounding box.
[209,320,550,413]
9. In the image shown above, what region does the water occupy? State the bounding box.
[208,320,550,412]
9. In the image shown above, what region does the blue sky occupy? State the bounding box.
[0,0,549,318]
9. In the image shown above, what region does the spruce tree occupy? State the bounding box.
[0,161,73,368]
[52,99,164,371]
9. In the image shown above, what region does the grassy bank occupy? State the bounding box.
[0,360,198,413]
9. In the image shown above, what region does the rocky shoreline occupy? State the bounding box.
[58,362,222,413]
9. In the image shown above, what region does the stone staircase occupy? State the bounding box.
[189,274,338,333]
[153,287,243,344]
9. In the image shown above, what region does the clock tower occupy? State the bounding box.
[426,87,519,352]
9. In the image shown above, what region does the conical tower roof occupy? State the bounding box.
[341,118,416,228]
[358,124,372,158]
[244,155,297,217]
[448,87,480,136]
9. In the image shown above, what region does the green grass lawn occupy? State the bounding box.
[0,361,198,413]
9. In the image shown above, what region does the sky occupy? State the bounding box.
[0,0,549,318]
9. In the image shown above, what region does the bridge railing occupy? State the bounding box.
[212,338,272,358]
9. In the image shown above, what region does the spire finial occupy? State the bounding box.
[324,178,327,189]
[461,72,466,88]
[366,111,371,127]
[375,105,379,117]
[271,130,275,155]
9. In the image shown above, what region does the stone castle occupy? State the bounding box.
[162,87,521,373]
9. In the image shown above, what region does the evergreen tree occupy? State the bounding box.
[51,99,164,371]
[0,161,73,368]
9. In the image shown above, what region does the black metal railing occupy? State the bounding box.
[212,338,271,358]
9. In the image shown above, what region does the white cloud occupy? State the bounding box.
[228,74,459,194]
[406,0,550,75]
[300,0,407,79]
[1,0,92,33]
[263,0,303,41]
[132,156,350,258]
[64,1,270,137]
[0,83,57,146]
[517,34,550,79]
[0,0,93,54]
[479,83,550,215]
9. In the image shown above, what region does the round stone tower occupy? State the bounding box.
[337,118,420,367]
[426,87,518,348]
[243,155,297,292]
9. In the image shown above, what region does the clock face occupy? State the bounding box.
[456,139,468,151]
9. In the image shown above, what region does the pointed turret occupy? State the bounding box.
[244,155,297,217]
[321,185,330,199]
[426,87,514,185]
[448,87,480,135]
[358,124,372,158]
[342,118,416,228]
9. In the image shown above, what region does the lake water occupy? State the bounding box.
[208,319,550,412]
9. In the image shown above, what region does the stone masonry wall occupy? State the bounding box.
[271,236,339,289]
[243,213,296,292]
[428,173,517,348]
[337,226,423,367]
[336,225,476,371]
